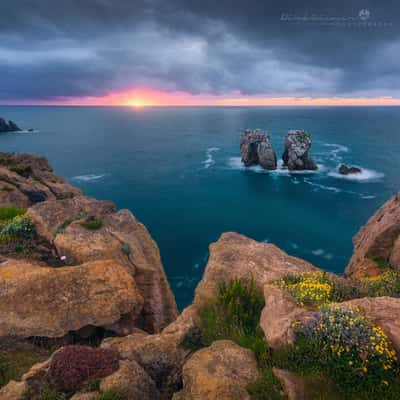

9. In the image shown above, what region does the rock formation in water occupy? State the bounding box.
[0,118,21,133]
[345,193,400,278]
[282,130,318,171]
[339,164,362,175]
[1,151,400,400]
[240,129,277,170]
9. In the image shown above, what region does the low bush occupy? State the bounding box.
[358,272,400,297]
[0,206,26,224]
[47,345,119,392]
[199,278,283,398]
[276,306,400,399]
[0,215,35,238]
[80,216,103,231]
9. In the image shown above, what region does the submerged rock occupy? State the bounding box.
[0,118,21,133]
[339,164,362,175]
[282,130,317,171]
[345,193,400,277]
[240,129,277,170]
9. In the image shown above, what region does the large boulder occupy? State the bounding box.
[0,258,143,338]
[337,297,400,357]
[194,232,317,307]
[100,359,160,400]
[282,130,317,171]
[345,193,400,278]
[260,285,312,349]
[0,118,21,133]
[173,340,259,400]
[28,199,178,333]
[240,129,277,170]
[0,152,81,207]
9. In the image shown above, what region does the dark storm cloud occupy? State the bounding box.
[0,0,399,100]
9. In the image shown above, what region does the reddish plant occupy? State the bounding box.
[47,345,119,392]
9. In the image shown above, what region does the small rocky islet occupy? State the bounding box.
[240,129,318,171]
[0,119,21,133]
[0,152,399,399]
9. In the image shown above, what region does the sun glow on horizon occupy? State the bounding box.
[2,89,400,107]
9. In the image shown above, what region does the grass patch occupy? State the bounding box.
[199,278,284,399]
[99,389,123,400]
[80,217,103,231]
[374,256,394,271]
[0,343,51,389]
[0,206,26,224]
[358,272,400,297]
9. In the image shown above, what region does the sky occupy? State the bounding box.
[1,0,400,106]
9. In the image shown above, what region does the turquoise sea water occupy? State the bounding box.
[0,106,399,308]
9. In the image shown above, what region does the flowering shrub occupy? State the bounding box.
[359,272,400,298]
[0,206,26,224]
[0,215,35,238]
[47,345,119,392]
[295,306,398,389]
[274,272,334,306]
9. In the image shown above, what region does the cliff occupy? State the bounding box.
[0,152,399,400]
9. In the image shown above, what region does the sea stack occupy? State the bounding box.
[0,118,21,133]
[240,129,277,170]
[282,130,317,171]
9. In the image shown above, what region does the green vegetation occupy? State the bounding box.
[199,278,284,399]
[0,215,35,238]
[55,219,72,235]
[0,206,26,224]
[274,306,400,400]
[0,158,32,177]
[374,256,393,271]
[98,389,123,400]
[359,272,400,297]
[0,345,49,389]
[80,216,103,231]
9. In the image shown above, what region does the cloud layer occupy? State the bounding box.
[0,0,399,102]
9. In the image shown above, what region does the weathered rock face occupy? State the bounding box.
[338,297,400,356]
[260,285,312,349]
[339,164,362,175]
[27,199,178,333]
[194,232,317,307]
[273,368,305,400]
[345,193,400,278]
[240,129,277,170]
[282,130,317,171]
[0,259,143,338]
[0,152,81,207]
[0,118,21,133]
[173,340,259,400]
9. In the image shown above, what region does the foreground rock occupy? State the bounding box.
[282,130,317,171]
[173,340,259,400]
[0,152,81,207]
[339,164,362,175]
[0,259,143,338]
[0,118,21,133]
[27,197,178,333]
[194,232,317,306]
[345,193,400,277]
[260,285,312,349]
[240,129,277,170]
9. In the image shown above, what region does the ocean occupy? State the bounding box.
[0,106,399,309]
